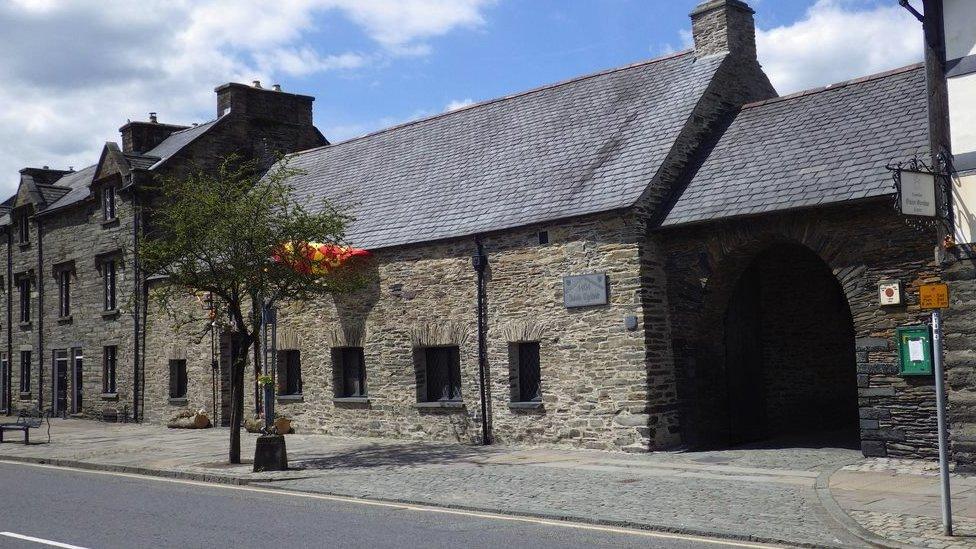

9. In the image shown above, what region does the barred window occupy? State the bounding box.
[277,350,302,396]
[510,342,542,403]
[17,276,30,323]
[103,346,117,394]
[169,359,187,399]
[103,185,117,220]
[102,258,117,311]
[19,350,31,393]
[332,347,366,398]
[421,346,461,402]
[57,269,71,317]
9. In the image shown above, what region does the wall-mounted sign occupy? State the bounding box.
[900,170,937,217]
[563,274,608,308]
[920,283,950,310]
[879,279,903,306]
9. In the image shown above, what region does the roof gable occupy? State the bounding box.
[284,51,726,249]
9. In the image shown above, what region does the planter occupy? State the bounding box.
[274,417,292,434]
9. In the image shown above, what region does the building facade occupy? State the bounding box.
[7,0,976,469]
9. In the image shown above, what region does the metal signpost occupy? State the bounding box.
[921,283,953,536]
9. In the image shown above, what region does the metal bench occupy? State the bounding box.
[0,409,50,444]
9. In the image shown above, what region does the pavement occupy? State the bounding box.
[0,419,972,548]
[0,462,776,549]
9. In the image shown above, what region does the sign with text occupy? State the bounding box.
[563,274,608,308]
[920,283,950,310]
[900,170,937,217]
[879,279,903,306]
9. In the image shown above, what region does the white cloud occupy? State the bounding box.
[756,0,923,95]
[0,0,495,194]
[445,98,475,112]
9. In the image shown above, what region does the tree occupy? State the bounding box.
[141,156,367,463]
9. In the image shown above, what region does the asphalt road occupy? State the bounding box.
[0,461,781,549]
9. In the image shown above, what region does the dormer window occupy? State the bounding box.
[16,211,29,244]
[102,185,117,221]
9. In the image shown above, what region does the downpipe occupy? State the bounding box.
[472,237,492,445]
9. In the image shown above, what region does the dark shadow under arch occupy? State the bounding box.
[687,242,860,449]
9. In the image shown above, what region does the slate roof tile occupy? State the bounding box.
[283,51,726,250]
[662,64,928,226]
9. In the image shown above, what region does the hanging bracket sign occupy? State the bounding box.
[920,283,949,310]
[899,170,937,217]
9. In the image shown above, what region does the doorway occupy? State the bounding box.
[720,243,859,447]
[52,350,68,417]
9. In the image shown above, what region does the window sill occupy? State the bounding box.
[18,322,32,330]
[18,392,31,400]
[509,401,544,410]
[333,397,370,406]
[100,393,118,401]
[101,218,120,228]
[414,401,464,410]
[17,243,30,251]
[276,394,304,403]
[168,397,188,406]
[57,315,73,325]
[102,309,119,319]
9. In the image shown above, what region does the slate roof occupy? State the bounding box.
[662,64,929,226]
[40,164,98,215]
[285,51,727,249]
[35,184,71,204]
[145,118,223,170]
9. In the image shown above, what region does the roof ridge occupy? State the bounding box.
[743,62,924,109]
[291,49,698,158]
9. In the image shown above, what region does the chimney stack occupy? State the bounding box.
[214,82,314,126]
[690,0,758,60]
[119,113,188,154]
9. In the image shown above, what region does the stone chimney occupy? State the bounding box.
[214,82,314,126]
[20,166,71,186]
[690,0,758,60]
[119,114,188,154]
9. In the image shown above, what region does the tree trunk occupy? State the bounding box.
[228,335,251,464]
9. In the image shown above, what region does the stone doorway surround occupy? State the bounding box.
[660,203,944,461]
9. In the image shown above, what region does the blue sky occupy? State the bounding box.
[0,0,924,191]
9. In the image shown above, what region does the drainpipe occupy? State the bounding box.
[472,236,491,445]
[132,180,141,422]
[36,216,43,414]
[5,228,11,413]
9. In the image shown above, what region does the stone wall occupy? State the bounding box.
[660,201,947,460]
[144,211,666,451]
[941,246,976,469]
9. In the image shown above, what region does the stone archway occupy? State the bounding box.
[683,240,860,449]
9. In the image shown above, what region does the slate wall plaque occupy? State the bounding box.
[563,274,608,308]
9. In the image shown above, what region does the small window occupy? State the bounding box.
[17,276,30,323]
[169,359,187,399]
[16,211,29,244]
[420,346,462,402]
[57,269,71,317]
[103,346,117,394]
[102,185,117,220]
[538,231,549,245]
[332,347,366,398]
[510,342,542,402]
[19,350,31,393]
[102,258,117,311]
[276,350,302,396]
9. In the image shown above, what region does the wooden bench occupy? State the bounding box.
[0,409,50,444]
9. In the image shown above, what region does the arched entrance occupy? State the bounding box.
[718,243,859,447]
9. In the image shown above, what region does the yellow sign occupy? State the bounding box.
[920,283,949,310]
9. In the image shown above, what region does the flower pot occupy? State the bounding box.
[274,417,292,434]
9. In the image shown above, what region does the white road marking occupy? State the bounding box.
[0,532,89,549]
[0,460,783,548]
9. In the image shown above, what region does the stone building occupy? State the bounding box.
[0,84,325,422]
[8,0,974,467]
[141,1,973,467]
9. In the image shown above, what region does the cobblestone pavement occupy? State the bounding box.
[0,419,943,548]
[832,461,976,548]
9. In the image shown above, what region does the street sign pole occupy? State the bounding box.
[931,309,953,536]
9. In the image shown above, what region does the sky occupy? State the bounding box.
[0,0,925,195]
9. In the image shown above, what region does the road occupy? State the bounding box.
[0,461,782,549]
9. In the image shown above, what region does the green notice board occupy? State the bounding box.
[896,325,933,376]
